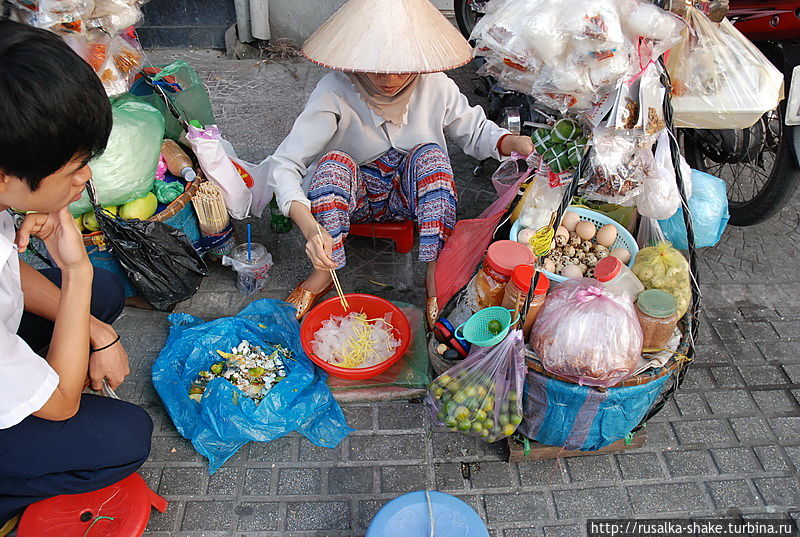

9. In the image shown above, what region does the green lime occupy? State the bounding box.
[487,319,503,335]
[465,386,478,397]
[474,409,488,421]
[502,424,517,436]
[444,419,458,429]
[433,387,444,399]
[499,414,510,426]
[471,422,484,434]
[454,406,470,421]
[436,410,447,423]
[458,420,472,431]
[510,413,523,425]
[453,392,467,404]
[483,418,494,430]
[481,398,494,412]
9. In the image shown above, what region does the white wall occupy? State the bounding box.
[268,0,455,45]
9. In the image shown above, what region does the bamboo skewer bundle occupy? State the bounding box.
[192,182,230,234]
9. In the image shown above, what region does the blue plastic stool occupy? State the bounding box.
[366,491,489,537]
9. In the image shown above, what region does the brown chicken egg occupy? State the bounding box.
[575,221,596,241]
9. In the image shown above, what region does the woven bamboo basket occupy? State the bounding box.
[82,173,205,248]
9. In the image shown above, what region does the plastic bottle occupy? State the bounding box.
[500,264,550,338]
[594,256,644,301]
[474,240,536,309]
[269,198,293,233]
[161,139,196,182]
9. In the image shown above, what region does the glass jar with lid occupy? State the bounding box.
[501,264,551,338]
[635,289,680,352]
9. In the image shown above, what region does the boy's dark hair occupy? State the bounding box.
[0,20,112,190]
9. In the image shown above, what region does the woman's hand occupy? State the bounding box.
[500,135,535,157]
[16,208,90,272]
[305,227,337,270]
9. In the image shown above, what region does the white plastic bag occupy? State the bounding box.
[187,125,256,219]
[667,10,784,129]
[635,129,692,219]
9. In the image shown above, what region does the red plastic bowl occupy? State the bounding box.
[300,293,412,380]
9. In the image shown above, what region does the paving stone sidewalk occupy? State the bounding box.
[113,50,800,536]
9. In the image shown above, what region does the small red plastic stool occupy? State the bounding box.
[17,473,167,537]
[349,221,415,253]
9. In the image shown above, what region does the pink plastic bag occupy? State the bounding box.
[435,156,530,307]
[427,330,526,443]
[530,279,643,387]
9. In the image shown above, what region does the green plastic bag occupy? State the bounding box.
[153,181,184,204]
[70,100,164,217]
[130,61,216,141]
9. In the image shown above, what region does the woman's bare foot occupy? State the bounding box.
[302,269,334,294]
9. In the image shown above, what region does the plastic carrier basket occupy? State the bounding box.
[510,206,639,283]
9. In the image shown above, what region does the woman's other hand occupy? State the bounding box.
[500,135,535,157]
[305,226,337,270]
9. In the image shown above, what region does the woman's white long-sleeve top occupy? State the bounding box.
[264,70,510,216]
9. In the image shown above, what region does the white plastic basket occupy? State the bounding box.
[510,206,639,283]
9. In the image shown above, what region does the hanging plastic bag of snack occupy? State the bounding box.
[631,242,691,317]
[635,129,692,220]
[427,330,526,442]
[530,278,643,387]
[666,8,784,129]
[584,128,655,204]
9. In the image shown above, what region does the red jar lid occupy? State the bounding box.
[486,240,535,278]
[594,256,622,282]
[511,264,550,295]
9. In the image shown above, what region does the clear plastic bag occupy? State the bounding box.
[427,330,526,442]
[658,169,729,249]
[584,128,655,204]
[471,0,684,112]
[635,129,692,219]
[69,99,164,216]
[11,0,92,28]
[631,242,691,317]
[530,278,643,387]
[666,9,784,129]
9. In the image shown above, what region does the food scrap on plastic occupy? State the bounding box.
[188,340,289,403]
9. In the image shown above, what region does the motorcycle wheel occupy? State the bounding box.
[454,0,481,39]
[682,44,800,226]
[683,104,799,227]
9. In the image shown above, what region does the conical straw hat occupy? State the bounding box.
[302,0,473,74]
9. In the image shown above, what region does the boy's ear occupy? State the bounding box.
[0,171,9,194]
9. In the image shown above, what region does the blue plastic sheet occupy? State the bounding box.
[519,367,672,451]
[659,169,730,249]
[152,299,352,473]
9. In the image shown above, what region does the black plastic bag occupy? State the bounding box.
[88,182,208,311]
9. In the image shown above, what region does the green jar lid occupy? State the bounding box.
[637,289,678,318]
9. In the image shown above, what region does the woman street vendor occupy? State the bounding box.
[264,0,533,325]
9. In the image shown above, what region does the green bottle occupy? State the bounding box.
[269,198,293,233]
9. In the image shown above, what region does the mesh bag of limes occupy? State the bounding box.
[426,331,526,442]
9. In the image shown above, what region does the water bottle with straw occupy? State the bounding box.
[222,223,273,296]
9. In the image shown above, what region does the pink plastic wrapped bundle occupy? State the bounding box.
[530,278,643,387]
[311,312,401,369]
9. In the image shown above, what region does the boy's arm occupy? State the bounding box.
[16,209,94,420]
[18,259,130,390]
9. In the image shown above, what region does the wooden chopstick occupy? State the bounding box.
[316,224,349,311]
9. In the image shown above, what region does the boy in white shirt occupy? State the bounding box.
[0,20,153,533]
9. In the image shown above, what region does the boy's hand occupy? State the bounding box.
[16,208,90,271]
[500,135,535,157]
[89,321,129,390]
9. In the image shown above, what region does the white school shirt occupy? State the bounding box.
[264,71,510,216]
[0,210,59,429]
